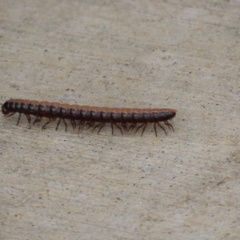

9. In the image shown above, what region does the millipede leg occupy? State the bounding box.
[92,122,100,132]
[157,122,167,135]
[164,121,174,131]
[42,119,52,130]
[154,122,158,137]
[77,120,84,135]
[16,113,22,126]
[63,119,67,131]
[128,123,136,132]
[97,123,105,134]
[77,125,81,136]
[70,119,76,130]
[25,114,31,129]
[86,121,95,130]
[135,123,147,136]
[141,123,147,136]
[77,120,85,129]
[79,120,85,129]
[121,123,128,131]
[111,122,114,135]
[92,122,105,134]
[56,118,61,131]
[169,121,174,131]
[113,123,123,135]
[33,116,42,126]
[135,123,144,134]
[4,112,15,118]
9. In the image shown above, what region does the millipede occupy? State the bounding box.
[1,98,176,136]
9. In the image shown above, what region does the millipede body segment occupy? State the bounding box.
[2,99,176,136]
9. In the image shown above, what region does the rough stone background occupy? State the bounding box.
[0,1,239,239]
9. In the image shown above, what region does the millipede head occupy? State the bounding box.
[1,101,10,115]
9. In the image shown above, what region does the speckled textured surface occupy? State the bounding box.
[0,1,240,239]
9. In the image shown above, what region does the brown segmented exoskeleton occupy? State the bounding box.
[2,98,176,136]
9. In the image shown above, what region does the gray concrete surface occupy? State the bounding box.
[0,0,239,239]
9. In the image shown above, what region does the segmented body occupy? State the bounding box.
[2,99,176,136]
